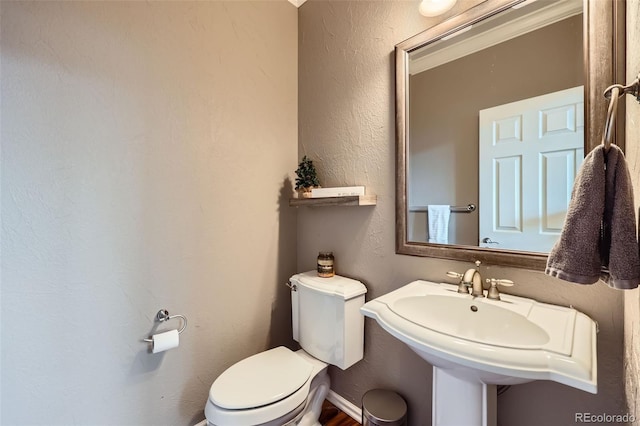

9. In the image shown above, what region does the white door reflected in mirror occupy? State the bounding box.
[478,86,584,252]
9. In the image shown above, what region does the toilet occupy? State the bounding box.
[204,271,367,426]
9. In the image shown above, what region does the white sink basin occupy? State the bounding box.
[361,280,597,393]
[391,295,551,349]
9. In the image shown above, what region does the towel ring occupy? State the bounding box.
[601,86,620,151]
[601,73,640,151]
[142,309,188,342]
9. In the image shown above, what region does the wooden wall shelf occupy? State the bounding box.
[289,195,377,207]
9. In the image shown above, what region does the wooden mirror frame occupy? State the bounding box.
[396,0,626,270]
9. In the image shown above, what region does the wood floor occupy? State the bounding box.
[319,400,361,426]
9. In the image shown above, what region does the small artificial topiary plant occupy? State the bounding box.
[294,155,320,192]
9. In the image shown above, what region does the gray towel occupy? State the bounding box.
[545,144,640,289]
[600,145,640,289]
[545,146,605,284]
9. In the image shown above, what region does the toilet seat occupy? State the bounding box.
[205,347,314,426]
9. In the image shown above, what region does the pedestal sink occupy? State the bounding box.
[361,280,597,426]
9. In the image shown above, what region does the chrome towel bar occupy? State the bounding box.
[409,203,476,213]
[450,204,476,213]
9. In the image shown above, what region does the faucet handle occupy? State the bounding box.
[446,271,463,280]
[447,271,469,294]
[487,278,514,287]
[485,278,514,300]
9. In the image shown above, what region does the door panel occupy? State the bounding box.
[479,86,584,252]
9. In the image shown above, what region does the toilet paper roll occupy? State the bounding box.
[151,329,179,354]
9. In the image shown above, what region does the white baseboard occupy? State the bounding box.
[192,389,362,426]
[326,389,362,423]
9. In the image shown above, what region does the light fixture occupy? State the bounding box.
[418,0,458,17]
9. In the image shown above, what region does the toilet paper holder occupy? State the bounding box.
[142,309,188,343]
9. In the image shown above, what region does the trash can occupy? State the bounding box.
[362,389,407,426]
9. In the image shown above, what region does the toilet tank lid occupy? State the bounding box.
[291,271,367,300]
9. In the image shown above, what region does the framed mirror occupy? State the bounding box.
[396,0,625,270]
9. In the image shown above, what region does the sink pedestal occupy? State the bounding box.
[433,367,497,426]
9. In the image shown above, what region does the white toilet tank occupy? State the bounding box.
[290,271,367,370]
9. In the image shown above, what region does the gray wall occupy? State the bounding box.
[625,0,640,424]
[409,15,583,245]
[2,1,637,425]
[0,2,297,424]
[298,1,627,425]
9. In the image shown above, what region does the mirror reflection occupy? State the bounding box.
[406,0,583,253]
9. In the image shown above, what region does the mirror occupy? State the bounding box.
[396,0,625,270]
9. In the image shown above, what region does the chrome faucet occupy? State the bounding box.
[462,260,484,297]
[447,260,484,297]
[447,261,516,300]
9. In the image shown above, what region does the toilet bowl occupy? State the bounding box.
[204,272,367,426]
[205,347,329,426]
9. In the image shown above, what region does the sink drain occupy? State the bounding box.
[470,305,478,312]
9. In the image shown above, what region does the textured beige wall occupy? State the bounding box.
[299,1,625,425]
[0,1,297,424]
[625,0,640,423]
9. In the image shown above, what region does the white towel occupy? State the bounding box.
[428,205,451,244]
